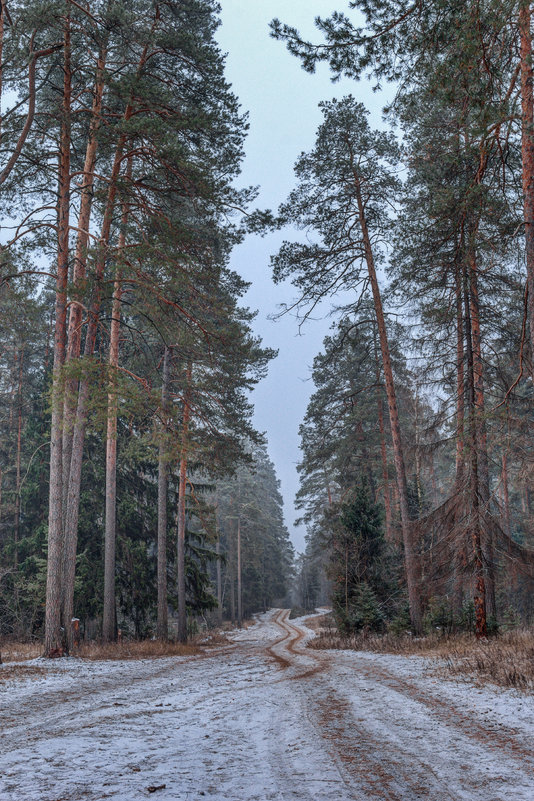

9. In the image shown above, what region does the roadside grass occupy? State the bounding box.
[75,640,201,660]
[0,641,42,663]
[308,619,534,691]
[0,620,247,664]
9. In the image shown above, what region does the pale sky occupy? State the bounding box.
[216,1,393,553]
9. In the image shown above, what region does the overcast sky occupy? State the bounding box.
[216,2,393,553]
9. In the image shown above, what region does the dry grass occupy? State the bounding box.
[0,623,240,665]
[301,613,333,632]
[0,641,42,663]
[308,623,534,691]
[443,630,534,691]
[75,639,201,661]
[308,628,457,655]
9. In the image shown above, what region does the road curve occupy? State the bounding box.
[1,609,534,800]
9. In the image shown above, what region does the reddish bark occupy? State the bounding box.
[62,45,107,518]
[61,113,136,645]
[353,170,422,633]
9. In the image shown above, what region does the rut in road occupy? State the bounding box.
[1,609,534,801]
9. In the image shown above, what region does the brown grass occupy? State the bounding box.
[75,639,201,661]
[443,630,534,691]
[301,613,333,632]
[308,624,534,691]
[0,624,239,665]
[0,641,42,663]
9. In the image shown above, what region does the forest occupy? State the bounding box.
[2,0,534,657]
[280,0,534,640]
[0,0,294,654]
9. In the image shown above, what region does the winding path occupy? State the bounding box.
[1,609,534,800]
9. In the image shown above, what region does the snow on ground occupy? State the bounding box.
[2,609,534,801]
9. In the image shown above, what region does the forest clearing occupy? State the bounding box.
[2,610,534,801]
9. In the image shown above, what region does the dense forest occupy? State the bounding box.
[0,0,293,654]
[3,0,534,655]
[278,0,534,638]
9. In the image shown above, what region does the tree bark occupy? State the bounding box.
[176,361,192,643]
[216,532,222,623]
[502,450,512,537]
[519,1,534,364]
[353,171,422,633]
[237,516,242,627]
[61,34,154,647]
[455,265,465,483]
[468,250,496,620]
[157,346,171,640]
[14,347,24,568]
[102,202,128,642]
[62,45,107,526]
[61,127,131,647]
[463,264,487,638]
[44,15,71,657]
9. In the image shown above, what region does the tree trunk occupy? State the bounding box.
[102,231,127,642]
[463,265,487,638]
[237,516,242,627]
[102,154,132,643]
[14,347,24,568]
[519,2,534,364]
[44,15,71,657]
[157,346,171,640]
[60,36,153,646]
[455,265,465,483]
[353,173,422,633]
[216,532,223,623]
[62,46,107,525]
[176,361,192,643]
[61,132,130,647]
[502,450,512,537]
[468,250,496,621]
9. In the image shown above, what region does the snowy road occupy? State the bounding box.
[2,609,534,800]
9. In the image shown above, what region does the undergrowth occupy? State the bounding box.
[309,621,534,690]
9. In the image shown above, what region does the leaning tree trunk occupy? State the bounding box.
[44,16,71,657]
[176,361,192,643]
[157,346,171,640]
[353,173,423,633]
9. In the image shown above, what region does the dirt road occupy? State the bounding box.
[1,609,534,800]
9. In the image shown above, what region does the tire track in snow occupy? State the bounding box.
[2,609,534,801]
